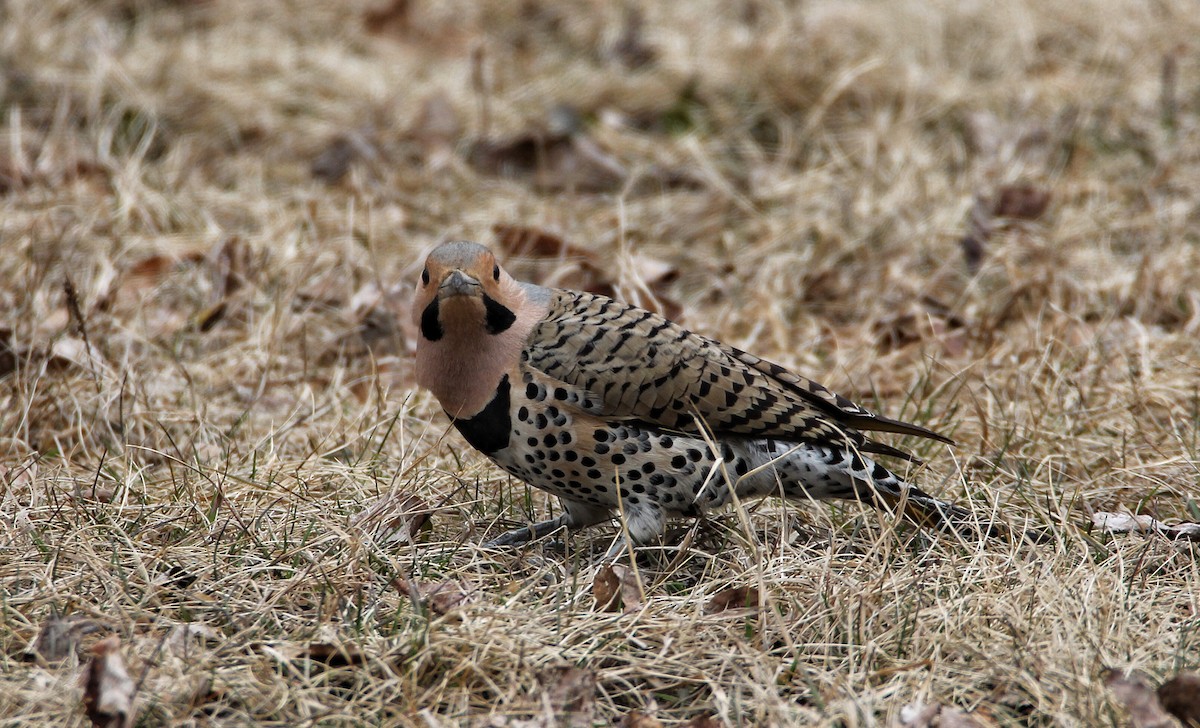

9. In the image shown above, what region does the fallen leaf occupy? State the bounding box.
[468,127,626,192]
[960,183,1051,272]
[493,224,594,261]
[704,586,760,614]
[873,297,967,355]
[593,564,621,612]
[410,91,461,169]
[312,133,378,184]
[1093,510,1200,541]
[363,0,409,36]
[1105,669,1177,728]
[394,578,472,616]
[538,665,596,727]
[1,457,38,489]
[81,635,135,728]
[590,564,646,612]
[492,224,682,319]
[1158,672,1200,726]
[993,184,1052,221]
[30,614,107,662]
[352,492,432,546]
[610,6,656,70]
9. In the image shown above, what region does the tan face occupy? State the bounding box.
[414,241,516,342]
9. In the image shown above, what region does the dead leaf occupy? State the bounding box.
[352,492,432,546]
[363,0,409,36]
[312,133,376,184]
[492,224,682,319]
[494,224,595,261]
[960,183,1051,272]
[592,564,643,613]
[410,91,461,169]
[993,184,1052,221]
[1158,672,1200,726]
[1093,511,1200,541]
[1,457,38,489]
[593,564,621,612]
[30,614,107,662]
[873,297,967,356]
[468,127,626,193]
[1105,670,1177,728]
[610,6,656,70]
[538,665,596,727]
[394,578,472,616]
[704,586,760,614]
[81,635,135,728]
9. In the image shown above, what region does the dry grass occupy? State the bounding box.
[2,0,1200,725]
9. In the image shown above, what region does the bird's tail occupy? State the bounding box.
[868,473,1048,544]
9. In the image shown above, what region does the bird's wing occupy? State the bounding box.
[521,290,952,453]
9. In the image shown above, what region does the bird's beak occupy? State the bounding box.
[438,270,480,299]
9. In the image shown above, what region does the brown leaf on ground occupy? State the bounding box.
[610,6,657,70]
[409,91,461,169]
[993,184,1052,221]
[1,457,38,490]
[352,492,432,546]
[394,578,472,616]
[493,224,595,261]
[363,0,409,36]
[1158,672,1200,726]
[592,564,621,612]
[1093,511,1200,541]
[312,133,378,184]
[872,297,967,355]
[619,710,665,728]
[468,127,626,193]
[703,586,760,614]
[30,614,107,662]
[81,635,135,728]
[538,665,596,727]
[960,183,1051,272]
[492,224,682,319]
[1105,670,1177,728]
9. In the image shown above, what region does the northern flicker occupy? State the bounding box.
[413,240,1016,556]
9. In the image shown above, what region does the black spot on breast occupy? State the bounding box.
[451,375,511,455]
[483,294,516,334]
[420,299,443,341]
[671,455,687,468]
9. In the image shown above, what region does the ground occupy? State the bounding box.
[1,0,1199,725]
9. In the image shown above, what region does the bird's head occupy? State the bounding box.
[413,241,518,343]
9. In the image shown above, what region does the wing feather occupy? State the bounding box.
[522,290,952,456]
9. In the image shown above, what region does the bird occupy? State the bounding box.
[413,240,1015,558]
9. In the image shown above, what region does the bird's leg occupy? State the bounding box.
[484,498,614,548]
[484,515,571,547]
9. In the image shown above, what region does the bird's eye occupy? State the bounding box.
[492,264,500,281]
[421,268,430,285]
